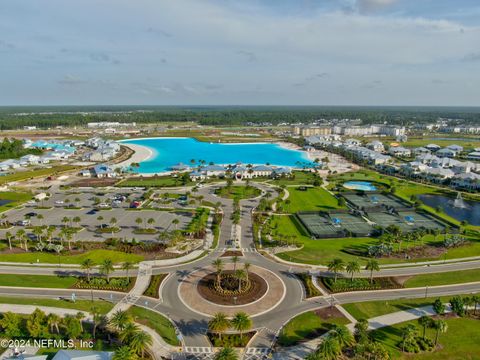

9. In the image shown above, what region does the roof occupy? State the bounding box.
[52,350,113,360]
[93,164,114,175]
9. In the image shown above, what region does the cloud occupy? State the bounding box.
[0,39,15,50]
[462,52,480,62]
[146,27,173,38]
[355,0,398,14]
[237,50,257,62]
[293,73,329,87]
[89,52,120,64]
[57,74,86,86]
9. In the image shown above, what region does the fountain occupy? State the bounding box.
[452,192,469,209]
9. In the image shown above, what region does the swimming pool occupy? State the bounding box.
[343,181,377,191]
[119,137,313,174]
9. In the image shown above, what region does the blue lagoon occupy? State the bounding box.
[119,137,312,174]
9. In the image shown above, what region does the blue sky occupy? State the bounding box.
[0,0,479,106]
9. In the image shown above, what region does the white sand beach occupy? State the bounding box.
[115,143,154,168]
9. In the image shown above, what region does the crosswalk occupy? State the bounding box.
[180,347,271,359]
[216,247,257,253]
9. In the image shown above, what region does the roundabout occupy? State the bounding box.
[178,263,286,317]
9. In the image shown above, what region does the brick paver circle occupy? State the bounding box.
[178,263,286,317]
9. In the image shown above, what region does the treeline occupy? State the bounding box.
[1,106,480,129]
[0,138,42,160]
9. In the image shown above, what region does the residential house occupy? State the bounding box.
[451,173,480,191]
[413,147,431,156]
[388,146,411,157]
[425,144,441,152]
[467,151,480,161]
[366,141,385,152]
[92,164,116,178]
[436,148,457,158]
[52,350,113,360]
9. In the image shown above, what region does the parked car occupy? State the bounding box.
[17,219,31,226]
[55,200,64,205]
[25,212,37,218]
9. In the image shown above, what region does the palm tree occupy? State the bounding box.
[231,312,252,340]
[76,312,85,332]
[232,256,239,272]
[327,258,345,283]
[65,231,73,251]
[433,319,448,346]
[212,259,224,286]
[90,306,103,339]
[329,324,354,349]
[346,260,360,282]
[208,312,231,340]
[135,217,143,230]
[130,330,152,358]
[243,262,251,284]
[81,258,95,283]
[97,215,104,223]
[315,337,341,360]
[401,324,417,352]
[147,218,155,229]
[172,218,179,230]
[16,229,27,251]
[113,346,138,360]
[235,269,246,292]
[47,313,61,334]
[109,310,131,332]
[72,216,81,228]
[100,258,114,283]
[110,217,118,237]
[365,259,380,284]
[37,214,44,226]
[418,315,431,339]
[119,322,140,343]
[214,347,238,360]
[5,231,13,250]
[122,261,134,281]
[61,216,70,228]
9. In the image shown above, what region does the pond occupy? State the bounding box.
[418,194,480,226]
[0,199,12,206]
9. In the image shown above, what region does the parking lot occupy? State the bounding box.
[0,188,193,243]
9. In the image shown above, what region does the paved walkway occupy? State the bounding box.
[275,304,454,359]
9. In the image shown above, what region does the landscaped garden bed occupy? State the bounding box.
[295,273,321,298]
[320,276,401,293]
[143,273,168,298]
[197,270,267,305]
[207,331,256,348]
[73,276,135,292]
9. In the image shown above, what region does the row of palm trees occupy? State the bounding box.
[80,258,134,283]
[208,312,252,340]
[212,257,251,292]
[327,258,380,283]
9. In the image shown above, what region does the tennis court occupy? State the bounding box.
[397,210,446,231]
[342,192,407,209]
[297,211,373,238]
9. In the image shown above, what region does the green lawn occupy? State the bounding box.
[272,215,480,265]
[278,310,349,346]
[117,176,194,188]
[404,269,480,288]
[0,165,79,186]
[214,185,261,200]
[342,292,480,320]
[0,249,143,264]
[284,186,344,213]
[127,306,180,346]
[0,274,77,288]
[0,296,113,314]
[0,191,32,212]
[269,170,320,186]
[402,137,480,151]
[372,317,480,359]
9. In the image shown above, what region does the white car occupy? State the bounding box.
[55,200,64,205]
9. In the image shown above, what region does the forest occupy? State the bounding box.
[0,105,479,129]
